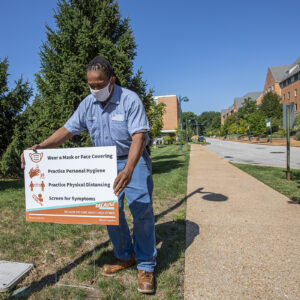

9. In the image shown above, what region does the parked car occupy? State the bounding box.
[198,136,206,143]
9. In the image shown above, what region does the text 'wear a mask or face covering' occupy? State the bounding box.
[90,77,112,102]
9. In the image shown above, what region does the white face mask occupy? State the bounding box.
[90,78,112,102]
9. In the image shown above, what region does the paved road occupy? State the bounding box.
[185,144,300,299]
[205,138,300,169]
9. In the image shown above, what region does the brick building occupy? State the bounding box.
[280,57,300,112]
[257,64,291,104]
[153,95,179,135]
[221,55,300,126]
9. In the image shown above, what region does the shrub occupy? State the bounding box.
[272,129,286,138]
[295,131,300,141]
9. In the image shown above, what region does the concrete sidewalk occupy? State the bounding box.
[184,144,300,299]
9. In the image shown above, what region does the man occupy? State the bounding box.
[21,56,156,294]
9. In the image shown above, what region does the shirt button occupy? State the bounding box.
[105,136,108,140]
[103,124,106,128]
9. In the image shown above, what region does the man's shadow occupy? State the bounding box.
[14,187,228,298]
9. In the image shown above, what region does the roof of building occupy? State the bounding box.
[281,56,300,82]
[234,97,244,110]
[153,95,177,99]
[269,65,292,82]
[243,92,262,100]
[233,92,262,110]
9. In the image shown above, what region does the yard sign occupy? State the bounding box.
[24,147,119,225]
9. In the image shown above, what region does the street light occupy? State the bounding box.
[178,96,189,152]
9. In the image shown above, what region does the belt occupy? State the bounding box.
[117,155,128,159]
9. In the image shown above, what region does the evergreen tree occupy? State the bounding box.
[29,0,157,147]
[0,57,32,159]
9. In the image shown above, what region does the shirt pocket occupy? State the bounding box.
[86,119,99,140]
[110,120,131,141]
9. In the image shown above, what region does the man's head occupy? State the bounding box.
[87,56,116,102]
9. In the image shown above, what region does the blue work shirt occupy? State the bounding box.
[64,84,150,157]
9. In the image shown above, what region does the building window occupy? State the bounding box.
[288,92,290,100]
[283,94,286,100]
[295,103,298,111]
[295,89,298,97]
[272,85,274,91]
[295,73,299,81]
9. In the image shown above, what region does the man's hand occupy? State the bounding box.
[21,144,41,169]
[20,127,73,169]
[113,168,133,196]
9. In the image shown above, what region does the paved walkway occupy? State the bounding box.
[184,144,300,299]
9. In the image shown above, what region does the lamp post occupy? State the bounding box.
[186,119,195,143]
[186,119,188,143]
[178,96,189,152]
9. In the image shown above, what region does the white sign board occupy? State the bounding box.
[24,147,119,225]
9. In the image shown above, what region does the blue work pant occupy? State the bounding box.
[106,151,157,272]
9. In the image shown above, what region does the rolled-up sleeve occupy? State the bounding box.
[127,95,150,136]
[64,101,87,135]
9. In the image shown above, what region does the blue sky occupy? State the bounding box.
[0,0,299,115]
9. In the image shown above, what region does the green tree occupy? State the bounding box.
[28,0,155,148]
[228,123,238,135]
[237,98,258,121]
[0,57,32,159]
[198,111,220,134]
[211,113,221,130]
[237,119,247,135]
[1,110,30,176]
[248,112,266,136]
[149,100,166,137]
[182,112,197,135]
[259,92,282,119]
[4,0,163,177]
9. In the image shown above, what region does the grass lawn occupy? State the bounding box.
[0,144,190,299]
[232,163,300,203]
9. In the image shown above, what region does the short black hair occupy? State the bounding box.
[86,56,114,78]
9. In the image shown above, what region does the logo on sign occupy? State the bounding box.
[29,152,44,163]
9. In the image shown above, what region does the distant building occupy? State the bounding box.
[221,92,262,125]
[221,55,300,127]
[257,64,291,104]
[153,95,179,136]
[280,57,300,112]
[221,109,228,126]
[257,56,300,113]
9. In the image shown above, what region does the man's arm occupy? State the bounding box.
[113,132,146,196]
[21,126,73,168]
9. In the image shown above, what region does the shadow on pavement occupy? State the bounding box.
[202,193,228,201]
[185,187,228,202]
[186,220,199,249]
